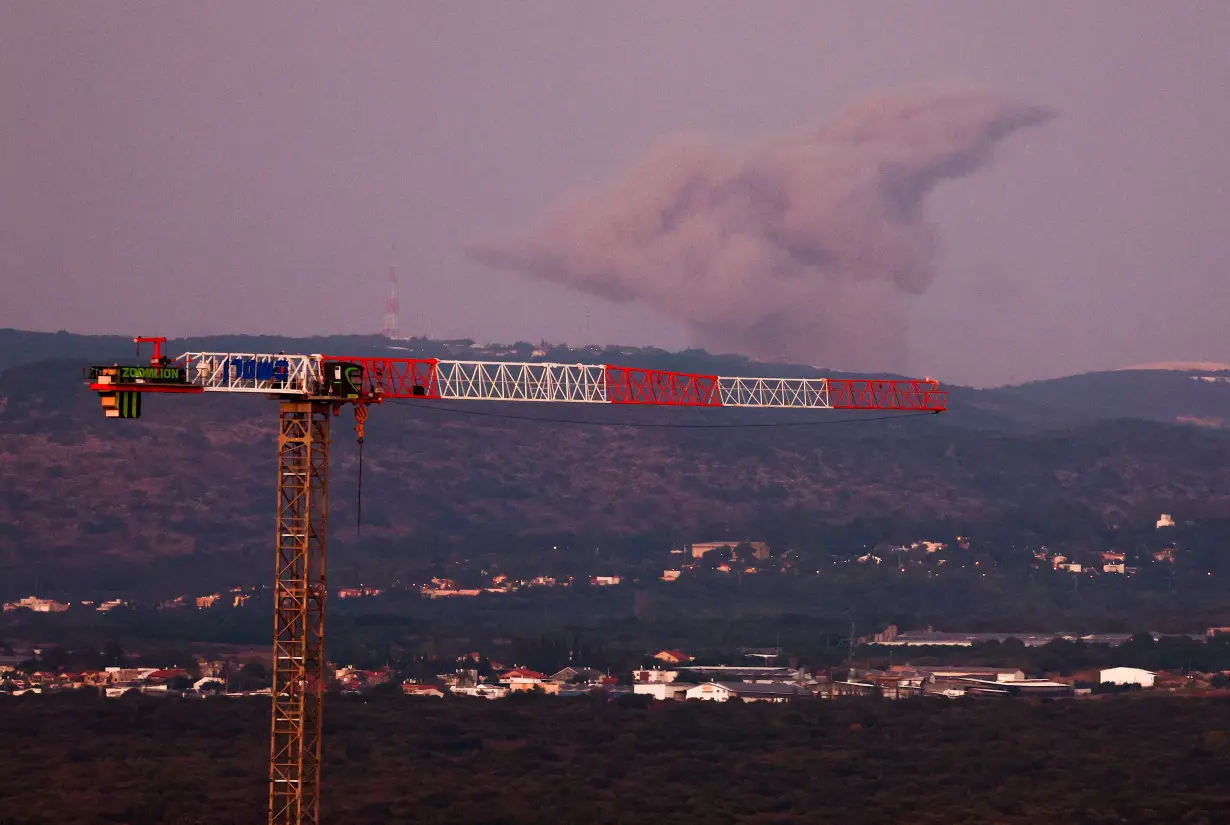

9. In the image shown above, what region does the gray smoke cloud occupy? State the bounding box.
[474,87,1054,372]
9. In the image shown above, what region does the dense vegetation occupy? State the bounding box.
[5,328,1230,635]
[2,693,1230,825]
[9,588,1230,682]
[6,355,1230,598]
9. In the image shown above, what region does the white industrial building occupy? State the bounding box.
[684,682,808,703]
[1099,667,1157,688]
[633,682,689,701]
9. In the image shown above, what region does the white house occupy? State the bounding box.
[499,668,547,691]
[1099,667,1156,688]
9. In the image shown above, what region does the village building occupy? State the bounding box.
[401,683,446,698]
[633,668,678,684]
[918,667,1026,683]
[500,668,548,692]
[549,666,603,685]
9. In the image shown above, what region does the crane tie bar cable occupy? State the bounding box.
[385,399,937,428]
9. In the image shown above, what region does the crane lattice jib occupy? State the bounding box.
[171,352,947,411]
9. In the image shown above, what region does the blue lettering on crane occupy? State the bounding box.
[222,357,290,385]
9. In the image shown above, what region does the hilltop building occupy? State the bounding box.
[2,597,69,613]
[690,541,770,560]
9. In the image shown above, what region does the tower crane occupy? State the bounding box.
[85,335,948,825]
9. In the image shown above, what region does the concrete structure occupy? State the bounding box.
[1099,667,1156,688]
[633,669,678,683]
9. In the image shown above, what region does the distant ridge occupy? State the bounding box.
[1119,361,1230,372]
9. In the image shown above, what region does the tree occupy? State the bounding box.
[167,675,194,692]
[102,640,127,667]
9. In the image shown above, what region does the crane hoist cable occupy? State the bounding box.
[356,437,364,541]
[387,398,937,428]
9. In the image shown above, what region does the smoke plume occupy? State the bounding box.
[474,87,1054,372]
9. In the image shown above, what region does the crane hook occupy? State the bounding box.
[354,403,369,444]
[353,403,369,541]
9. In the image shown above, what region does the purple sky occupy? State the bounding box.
[3,2,1228,386]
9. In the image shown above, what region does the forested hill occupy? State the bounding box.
[4,328,1230,599]
[4,327,1230,430]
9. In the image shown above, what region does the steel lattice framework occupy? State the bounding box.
[269,402,329,825]
[85,337,948,825]
[177,352,948,411]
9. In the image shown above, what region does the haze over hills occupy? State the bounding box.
[1121,361,1230,373]
[4,328,1230,600]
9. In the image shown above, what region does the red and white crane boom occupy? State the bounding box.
[96,348,948,411]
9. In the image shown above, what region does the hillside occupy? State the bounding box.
[5,331,1230,598]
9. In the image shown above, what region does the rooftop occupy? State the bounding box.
[709,682,809,696]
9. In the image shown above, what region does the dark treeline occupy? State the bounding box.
[10,596,1230,684]
[3,692,1230,825]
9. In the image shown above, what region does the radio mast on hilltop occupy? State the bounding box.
[380,265,400,339]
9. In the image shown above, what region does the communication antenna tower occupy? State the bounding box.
[381,266,400,339]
